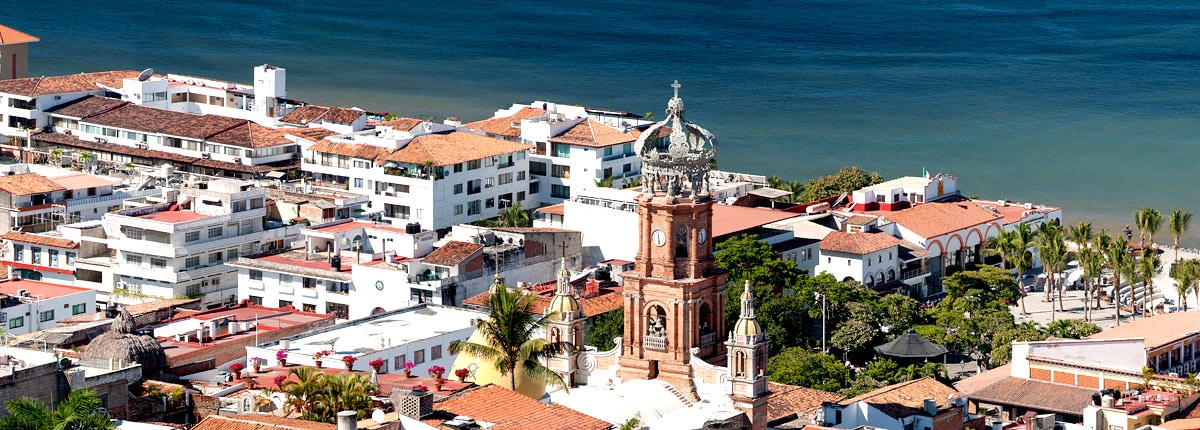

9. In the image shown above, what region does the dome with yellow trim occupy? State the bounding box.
[732,280,763,337]
[451,325,547,399]
[547,293,581,316]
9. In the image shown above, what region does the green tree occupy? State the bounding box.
[767,347,851,392]
[989,322,1046,367]
[1137,248,1161,314]
[1079,245,1105,321]
[449,286,571,395]
[986,225,1028,314]
[1035,222,1067,319]
[1170,259,1199,312]
[1170,209,1193,263]
[279,368,377,423]
[584,308,623,350]
[783,180,805,203]
[1068,222,1095,320]
[797,166,884,203]
[875,294,924,333]
[0,389,116,430]
[941,265,1021,308]
[1102,231,1134,325]
[497,202,532,228]
[829,302,879,358]
[1044,319,1101,339]
[594,176,615,188]
[715,234,809,352]
[1135,207,1163,249]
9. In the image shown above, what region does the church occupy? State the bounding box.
[455,83,774,429]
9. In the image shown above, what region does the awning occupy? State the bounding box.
[748,187,792,199]
[264,171,286,179]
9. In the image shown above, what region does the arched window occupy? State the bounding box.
[675,225,689,258]
[646,305,667,337]
[867,275,875,286]
[888,269,896,281]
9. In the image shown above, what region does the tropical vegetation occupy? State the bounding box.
[0,389,116,430]
[278,367,377,423]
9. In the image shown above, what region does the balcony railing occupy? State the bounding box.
[902,269,927,280]
[645,335,667,351]
[699,331,717,347]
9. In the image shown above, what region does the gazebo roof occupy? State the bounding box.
[874,329,948,358]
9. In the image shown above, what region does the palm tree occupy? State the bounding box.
[1135,207,1163,249]
[279,368,375,423]
[986,226,1028,314]
[1137,248,1161,315]
[1067,222,1094,319]
[498,202,532,228]
[1036,222,1067,321]
[48,148,63,165]
[1079,246,1105,321]
[1169,209,1193,263]
[280,367,327,417]
[0,389,116,430]
[766,175,785,190]
[77,151,95,171]
[594,176,615,188]
[1102,233,1133,326]
[1171,258,1198,312]
[784,180,805,203]
[449,285,572,396]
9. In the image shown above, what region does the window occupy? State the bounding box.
[431,345,442,360]
[498,172,513,185]
[484,156,495,167]
[302,303,316,313]
[186,284,201,296]
[552,143,571,158]
[467,200,481,216]
[517,191,525,201]
[302,277,317,289]
[248,296,263,305]
[279,300,292,308]
[530,161,547,176]
[125,228,143,240]
[485,198,495,209]
[14,245,22,261]
[466,160,481,170]
[396,184,410,193]
[530,181,540,194]
[31,247,40,264]
[623,142,634,155]
[8,316,23,329]
[71,303,86,315]
[604,146,614,156]
[517,171,525,181]
[453,183,463,194]
[551,184,571,199]
[453,163,463,173]
[353,178,363,188]
[467,179,482,195]
[326,302,349,319]
[185,231,200,242]
[150,258,166,269]
[249,270,263,281]
[39,310,54,322]
[209,252,222,264]
[126,254,142,265]
[551,164,570,178]
[394,354,407,370]
[484,177,493,188]
[413,349,426,364]
[66,252,75,265]
[49,250,58,267]
[411,289,433,303]
[208,226,223,238]
[624,163,632,174]
[280,274,293,284]
[186,256,200,268]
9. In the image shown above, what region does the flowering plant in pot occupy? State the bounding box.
[273,374,288,388]
[275,349,289,366]
[369,358,385,372]
[428,365,445,379]
[401,361,416,377]
[454,368,469,382]
[342,355,357,371]
[412,384,428,393]
[250,357,266,373]
[313,350,332,367]
[434,377,446,391]
[229,363,245,379]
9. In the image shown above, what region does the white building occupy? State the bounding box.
[1,231,79,284]
[850,173,960,213]
[465,101,648,205]
[302,128,533,230]
[816,229,930,295]
[0,279,96,336]
[91,180,299,308]
[245,303,485,375]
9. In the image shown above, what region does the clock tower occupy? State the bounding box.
[617,82,727,400]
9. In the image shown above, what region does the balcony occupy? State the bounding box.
[699,331,717,347]
[645,335,667,351]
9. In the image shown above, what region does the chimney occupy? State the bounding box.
[923,398,937,416]
[391,388,433,419]
[336,411,357,430]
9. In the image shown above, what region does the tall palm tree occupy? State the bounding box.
[280,367,327,417]
[0,389,116,430]
[1171,258,1198,312]
[1169,209,1193,263]
[1103,232,1133,325]
[986,225,1029,314]
[498,202,532,228]
[784,180,805,203]
[1135,207,1163,249]
[1138,248,1161,315]
[449,285,572,396]
[1067,222,1094,319]
[1146,209,1164,248]
[1036,222,1067,321]
[1079,246,1105,321]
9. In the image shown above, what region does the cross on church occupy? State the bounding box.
[561,241,569,259]
[672,80,681,98]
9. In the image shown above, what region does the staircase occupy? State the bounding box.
[660,381,695,407]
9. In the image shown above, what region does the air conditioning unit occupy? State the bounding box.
[201,280,210,287]
[201,152,211,159]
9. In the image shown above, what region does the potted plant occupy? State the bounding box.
[273,374,288,388]
[229,363,245,379]
[454,368,469,383]
[276,349,289,366]
[313,350,332,367]
[412,384,428,394]
[401,361,416,377]
[434,377,445,391]
[369,358,385,373]
[245,378,258,389]
[428,365,445,379]
[342,355,357,371]
[250,357,266,373]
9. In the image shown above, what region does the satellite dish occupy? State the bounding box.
[137,68,153,82]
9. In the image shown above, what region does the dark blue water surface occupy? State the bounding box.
[10,1,1200,238]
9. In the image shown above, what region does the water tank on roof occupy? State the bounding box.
[160,164,174,178]
[331,255,342,272]
[594,268,611,281]
[406,223,420,234]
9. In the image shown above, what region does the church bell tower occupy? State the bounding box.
[545,257,585,387]
[617,82,727,399]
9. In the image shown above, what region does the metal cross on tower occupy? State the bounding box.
[561,241,569,259]
[672,80,681,98]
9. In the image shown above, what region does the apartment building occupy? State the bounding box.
[0,279,96,336]
[0,70,140,146]
[302,127,532,230]
[466,101,647,204]
[89,180,299,308]
[0,25,38,81]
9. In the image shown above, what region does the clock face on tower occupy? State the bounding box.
[652,229,667,247]
[698,227,707,244]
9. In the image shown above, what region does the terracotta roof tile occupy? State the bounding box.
[307,140,393,162]
[968,377,1095,415]
[0,173,66,195]
[767,382,845,422]
[549,119,638,148]
[839,377,960,419]
[535,203,564,215]
[85,103,247,141]
[321,107,365,124]
[0,25,39,45]
[424,384,611,430]
[845,215,876,225]
[422,241,484,267]
[883,201,1001,239]
[820,231,903,255]
[34,132,293,174]
[49,172,116,190]
[43,95,128,118]
[712,205,801,237]
[384,131,530,167]
[377,118,424,131]
[953,363,1011,394]
[0,232,78,249]
[464,288,624,317]
[283,128,339,142]
[208,122,295,148]
[191,414,335,430]
[464,107,546,138]
[0,70,140,97]
[279,105,330,124]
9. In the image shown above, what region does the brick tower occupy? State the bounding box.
[617,82,727,400]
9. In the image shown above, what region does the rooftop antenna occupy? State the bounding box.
[137,68,154,82]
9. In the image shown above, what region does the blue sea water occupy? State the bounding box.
[8,1,1200,241]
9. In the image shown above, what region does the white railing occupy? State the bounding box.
[66,188,161,208]
[645,335,667,351]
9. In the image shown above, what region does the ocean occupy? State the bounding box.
[9,1,1200,242]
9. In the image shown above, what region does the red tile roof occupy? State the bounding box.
[535,203,564,215]
[306,140,392,161]
[84,103,247,141]
[0,279,91,300]
[0,231,78,249]
[464,107,547,138]
[279,106,330,125]
[282,127,339,142]
[767,382,845,422]
[968,377,1096,416]
[839,377,960,419]
[711,205,801,237]
[424,384,611,430]
[43,95,128,118]
[973,200,1061,226]
[952,363,1011,394]
[0,25,38,45]
[208,122,294,149]
[422,241,483,267]
[384,132,530,167]
[883,201,1001,239]
[820,231,903,255]
[549,119,638,148]
[462,286,625,317]
[0,71,141,97]
[321,107,365,124]
[191,414,334,430]
[0,173,66,195]
[845,215,876,225]
[377,118,424,131]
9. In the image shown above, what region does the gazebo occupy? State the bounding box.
[873,329,948,362]
[81,308,168,374]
